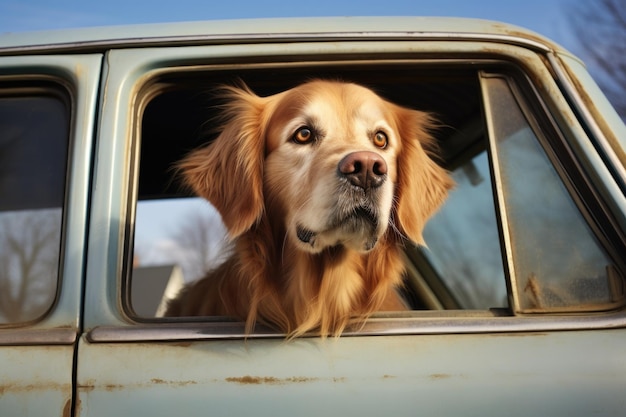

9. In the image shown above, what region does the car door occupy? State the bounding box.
[0,54,101,416]
[77,33,626,416]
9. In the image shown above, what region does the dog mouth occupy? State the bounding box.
[296,204,381,251]
[341,206,379,230]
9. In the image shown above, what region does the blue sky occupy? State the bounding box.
[1,0,579,51]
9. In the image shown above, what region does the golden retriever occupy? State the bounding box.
[165,80,453,337]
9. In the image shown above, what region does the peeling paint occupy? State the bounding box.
[222,376,349,385]
[150,378,197,387]
[77,382,123,392]
[224,376,320,385]
[77,383,95,393]
[77,378,198,392]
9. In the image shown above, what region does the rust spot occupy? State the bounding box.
[74,398,82,417]
[524,273,542,309]
[77,383,95,393]
[429,373,451,380]
[78,382,123,392]
[78,379,197,392]
[150,378,197,386]
[0,382,69,394]
[62,398,71,417]
[225,376,319,385]
[382,374,396,379]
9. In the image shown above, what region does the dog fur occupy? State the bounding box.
[164,80,453,337]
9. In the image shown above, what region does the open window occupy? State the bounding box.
[126,61,624,323]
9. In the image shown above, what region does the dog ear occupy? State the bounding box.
[393,108,454,245]
[178,85,267,238]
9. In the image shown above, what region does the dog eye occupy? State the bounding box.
[292,126,315,144]
[373,131,388,148]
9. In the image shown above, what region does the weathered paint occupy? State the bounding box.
[0,53,101,332]
[0,53,101,417]
[0,345,74,417]
[76,331,626,417]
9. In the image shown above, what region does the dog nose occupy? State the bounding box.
[338,151,387,190]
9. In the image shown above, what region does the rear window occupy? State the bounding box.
[0,83,70,324]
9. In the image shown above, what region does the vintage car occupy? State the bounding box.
[1,17,625,417]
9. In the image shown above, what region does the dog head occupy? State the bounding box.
[179,80,452,252]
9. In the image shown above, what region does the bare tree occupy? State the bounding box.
[169,209,229,282]
[569,0,626,120]
[0,210,61,322]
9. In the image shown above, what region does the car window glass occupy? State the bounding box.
[0,92,69,324]
[482,74,620,312]
[421,148,507,309]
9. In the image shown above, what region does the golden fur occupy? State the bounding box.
[165,80,453,337]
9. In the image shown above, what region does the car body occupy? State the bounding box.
[0,17,625,417]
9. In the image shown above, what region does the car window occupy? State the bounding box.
[127,64,623,321]
[128,66,507,318]
[482,73,623,312]
[0,86,69,324]
[132,197,228,317]
[420,148,507,310]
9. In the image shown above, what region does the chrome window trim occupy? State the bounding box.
[547,53,626,193]
[0,31,551,56]
[479,71,520,312]
[87,310,626,342]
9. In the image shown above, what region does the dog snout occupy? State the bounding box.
[338,151,387,190]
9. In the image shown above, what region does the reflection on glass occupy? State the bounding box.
[0,94,68,324]
[0,210,61,322]
[483,75,615,312]
[423,150,507,309]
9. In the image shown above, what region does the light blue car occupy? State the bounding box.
[1,17,625,417]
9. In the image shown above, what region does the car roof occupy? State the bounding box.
[0,16,569,56]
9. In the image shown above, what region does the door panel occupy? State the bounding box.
[0,54,102,417]
[77,331,626,416]
[1,345,75,416]
[79,43,626,417]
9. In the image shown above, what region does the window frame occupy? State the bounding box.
[0,53,102,345]
[481,70,626,315]
[84,41,626,342]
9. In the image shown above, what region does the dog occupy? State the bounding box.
[165,80,453,337]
